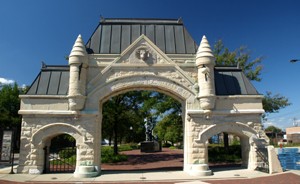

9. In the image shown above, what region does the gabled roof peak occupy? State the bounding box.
[86,17,197,54]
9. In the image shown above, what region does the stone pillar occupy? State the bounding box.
[184,114,212,176]
[73,115,100,178]
[68,34,88,111]
[196,35,216,111]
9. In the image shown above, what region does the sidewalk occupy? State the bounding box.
[1,165,300,183]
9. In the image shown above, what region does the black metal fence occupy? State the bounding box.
[255,147,269,173]
[44,146,76,173]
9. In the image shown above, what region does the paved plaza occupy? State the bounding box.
[1,150,300,184]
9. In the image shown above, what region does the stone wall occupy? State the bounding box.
[17,114,99,175]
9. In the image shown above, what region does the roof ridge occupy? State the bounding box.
[100,17,183,24]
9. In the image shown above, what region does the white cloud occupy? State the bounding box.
[0,77,15,85]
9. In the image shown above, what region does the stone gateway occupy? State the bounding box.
[18,18,282,177]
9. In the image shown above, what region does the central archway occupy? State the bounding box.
[100,90,184,171]
[86,74,196,173]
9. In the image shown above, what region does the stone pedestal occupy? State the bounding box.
[140,141,160,153]
[188,164,212,176]
[73,166,100,178]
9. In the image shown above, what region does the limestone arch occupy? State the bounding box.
[195,122,258,168]
[30,123,85,173]
[88,74,196,170]
[31,123,85,147]
[87,74,197,110]
[196,122,257,143]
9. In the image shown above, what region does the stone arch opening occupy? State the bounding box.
[195,122,257,170]
[30,123,85,174]
[92,75,194,171]
[99,89,185,170]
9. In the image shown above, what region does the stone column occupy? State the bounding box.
[184,113,212,176]
[73,115,100,178]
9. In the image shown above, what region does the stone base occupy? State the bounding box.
[140,141,160,153]
[73,166,100,178]
[188,164,212,176]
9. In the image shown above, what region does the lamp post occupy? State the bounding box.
[129,126,133,143]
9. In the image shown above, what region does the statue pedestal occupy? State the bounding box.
[140,141,160,153]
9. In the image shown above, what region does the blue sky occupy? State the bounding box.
[1,0,300,130]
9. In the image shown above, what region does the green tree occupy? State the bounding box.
[0,83,21,129]
[102,91,146,154]
[214,40,263,81]
[265,125,282,133]
[102,91,183,153]
[153,93,183,145]
[263,91,291,115]
[0,83,24,150]
[154,113,183,146]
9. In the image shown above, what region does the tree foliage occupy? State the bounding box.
[264,125,282,133]
[263,91,291,114]
[102,91,145,154]
[213,40,263,81]
[0,83,25,150]
[102,91,183,153]
[0,83,22,129]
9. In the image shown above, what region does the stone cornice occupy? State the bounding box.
[19,95,68,99]
[187,109,265,115]
[19,110,99,116]
[216,95,264,99]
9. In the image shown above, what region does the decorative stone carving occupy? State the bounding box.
[136,47,150,61]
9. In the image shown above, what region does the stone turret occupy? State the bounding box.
[68,35,88,111]
[196,35,216,110]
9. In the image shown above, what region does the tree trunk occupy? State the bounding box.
[223,132,229,150]
[113,121,118,155]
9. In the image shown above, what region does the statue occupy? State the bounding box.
[144,118,153,141]
[141,117,161,152]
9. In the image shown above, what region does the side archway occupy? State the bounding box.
[31,123,85,146]
[195,122,258,168]
[30,123,85,174]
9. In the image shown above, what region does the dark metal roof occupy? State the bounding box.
[214,67,259,95]
[86,18,198,54]
[26,65,258,96]
[26,65,69,95]
[25,19,258,97]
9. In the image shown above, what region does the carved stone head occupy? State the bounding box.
[136,48,149,61]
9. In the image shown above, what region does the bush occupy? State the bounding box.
[208,145,242,163]
[58,148,76,159]
[101,146,128,163]
[162,142,172,148]
[118,144,133,152]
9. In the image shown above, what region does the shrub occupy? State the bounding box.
[101,146,128,163]
[208,145,242,163]
[58,148,76,159]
